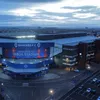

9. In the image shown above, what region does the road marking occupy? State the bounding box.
[45,96,51,100]
[90,94,95,99]
[61,70,100,100]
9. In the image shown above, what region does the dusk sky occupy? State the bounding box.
[0,0,100,27]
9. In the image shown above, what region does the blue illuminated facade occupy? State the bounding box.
[0,41,54,79]
[2,43,52,58]
[0,30,98,79]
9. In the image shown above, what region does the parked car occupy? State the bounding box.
[96,80,100,84]
[79,85,84,89]
[97,96,100,100]
[86,88,91,93]
[74,69,80,73]
[91,89,96,94]
[92,78,98,82]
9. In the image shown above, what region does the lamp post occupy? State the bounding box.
[86,64,91,75]
[1,83,4,86]
[49,89,54,100]
[86,64,91,70]
[1,83,4,93]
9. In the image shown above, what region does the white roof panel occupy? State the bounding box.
[0,36,97,45]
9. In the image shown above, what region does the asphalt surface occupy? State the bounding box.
[58,70,100,100]
[0,62,100,100]
[0,70,91,100]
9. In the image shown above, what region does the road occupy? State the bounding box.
[0,62,99,100]
[1,79,75,100]
[0,70,93,100]
[58,70,100,100]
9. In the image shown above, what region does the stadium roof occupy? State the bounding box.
[0,36,97,44]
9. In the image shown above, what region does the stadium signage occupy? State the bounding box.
[14,43,41,48]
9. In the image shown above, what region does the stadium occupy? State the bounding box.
[0,27,100,79]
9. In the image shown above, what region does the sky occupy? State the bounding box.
[0,0,100,27]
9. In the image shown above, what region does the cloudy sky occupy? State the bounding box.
[0,0,100,27]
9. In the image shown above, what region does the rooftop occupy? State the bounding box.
[0,36,97,45]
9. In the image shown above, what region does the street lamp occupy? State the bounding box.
[86,64,91,70]
[49,89,54,100]
[1,83,4,86]
[87,66,91,70]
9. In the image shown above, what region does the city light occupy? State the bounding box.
[50,57,53,60]
[88,66,91,69]
[86,64,91,70]
[45,67,48,69]
[79,53,82,56]
[1,83,4,86]
[3,59,6,62]
[16,35,36,39]
[66,58,69,62]
[49,89,54,95]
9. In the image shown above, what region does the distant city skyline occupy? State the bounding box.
[0,0,100,27]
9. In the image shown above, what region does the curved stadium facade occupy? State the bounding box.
[0,27,100,79]
[0,41,54,79]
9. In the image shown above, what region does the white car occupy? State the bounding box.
[79,85,84,89]
[74,69,80,72]
[93,78,97,82]
[86,88,91,93]
[97,96,100,100]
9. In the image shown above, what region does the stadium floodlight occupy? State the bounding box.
[16,35,36,39]
[16,36,22,38]
[27,35,36,38]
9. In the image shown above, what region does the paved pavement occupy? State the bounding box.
[0,62,100,100]
[0,70,90,100]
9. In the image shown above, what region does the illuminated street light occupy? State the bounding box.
[1,83,4,86]
[16,35,36,39]
[27,35,36,38]
[86,64,91,70]
[49,89,54,95]
[49,89,54,100]
[87,66,91,70]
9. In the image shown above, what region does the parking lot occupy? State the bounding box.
[59,70,100,100]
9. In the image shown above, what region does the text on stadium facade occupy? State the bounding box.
[14,43,41,48]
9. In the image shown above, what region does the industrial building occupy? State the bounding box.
[0,27,100,78]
